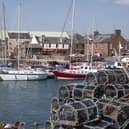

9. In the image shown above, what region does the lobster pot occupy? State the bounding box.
[51,111,58,122]
[58,99,98,126]
[83,86,96,99]
[105,84,129,99]
[97,71,109,84]
[58,86,70,105]
[120,119,129,129]
[72,84,87,100]
[86,72,97,84]
[93,85,105,99]
[53,125,65,129]
[83,120,117,129]
[105,125,118,129]
[82,99,98,121]
[119,93,129,103]
[113,69,128,83]
[58,83,85,104]
[117,106,129,127]
[53,125,61,129]
[98,101,129,127]
[44,121,51,129]
[122,84,129,95]
[51,97,60,122]
[51,97,60,112]
[106,70,116,83]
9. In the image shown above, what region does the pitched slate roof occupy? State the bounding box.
[94,34,113,43]
[43,37,70,44]
[8,32,30,39]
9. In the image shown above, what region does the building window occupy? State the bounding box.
[76,44,78,48]
[110,43,112,49]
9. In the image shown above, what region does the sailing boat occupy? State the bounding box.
[0,1,48,80]
[53,0,98,80]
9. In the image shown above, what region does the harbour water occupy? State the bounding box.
[0,79,82,128]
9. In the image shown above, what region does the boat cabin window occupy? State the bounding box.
[92,66,96,69]
[85,67,87,69]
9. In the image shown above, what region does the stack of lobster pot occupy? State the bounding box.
[57,99,98,127]
[58,83,86,105]
[113,69,128,84]
[96,98,129,128]
[104,84,129,99]
[83,120,117,129]
[96,69,128,84]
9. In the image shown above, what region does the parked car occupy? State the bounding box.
[121,57,129,63]
[105,61,123,69]
[92,55,104,62]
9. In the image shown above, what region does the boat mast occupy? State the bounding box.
[70,0,75,67]
[2,1,7,65]
[17,0,21,70]
[91,17,95,68]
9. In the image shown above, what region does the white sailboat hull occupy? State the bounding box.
[0,73,48,81]
[0,69,48,81]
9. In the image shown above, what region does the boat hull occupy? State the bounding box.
[53,70,86,80]
[0,73,48,81]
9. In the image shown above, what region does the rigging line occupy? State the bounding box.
[60,0,73,41]
[0,1,4,63]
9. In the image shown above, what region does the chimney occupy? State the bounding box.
[94,31,99,37]
[115,29,121,36]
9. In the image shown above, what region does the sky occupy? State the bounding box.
[1,0,129,38]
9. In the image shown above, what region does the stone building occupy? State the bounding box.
[7,31,70,59]
[1,29,127,61]
[85,29,128,56]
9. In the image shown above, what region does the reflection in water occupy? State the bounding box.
[0,79,81,127]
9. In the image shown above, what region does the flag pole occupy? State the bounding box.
[119,40,121,56]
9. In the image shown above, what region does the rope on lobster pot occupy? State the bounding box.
[105,125,118,129]
[120,119,129,129]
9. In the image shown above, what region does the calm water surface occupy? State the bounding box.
[0,79,82,127]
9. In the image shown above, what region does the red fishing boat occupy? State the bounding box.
[53,64,98,79]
